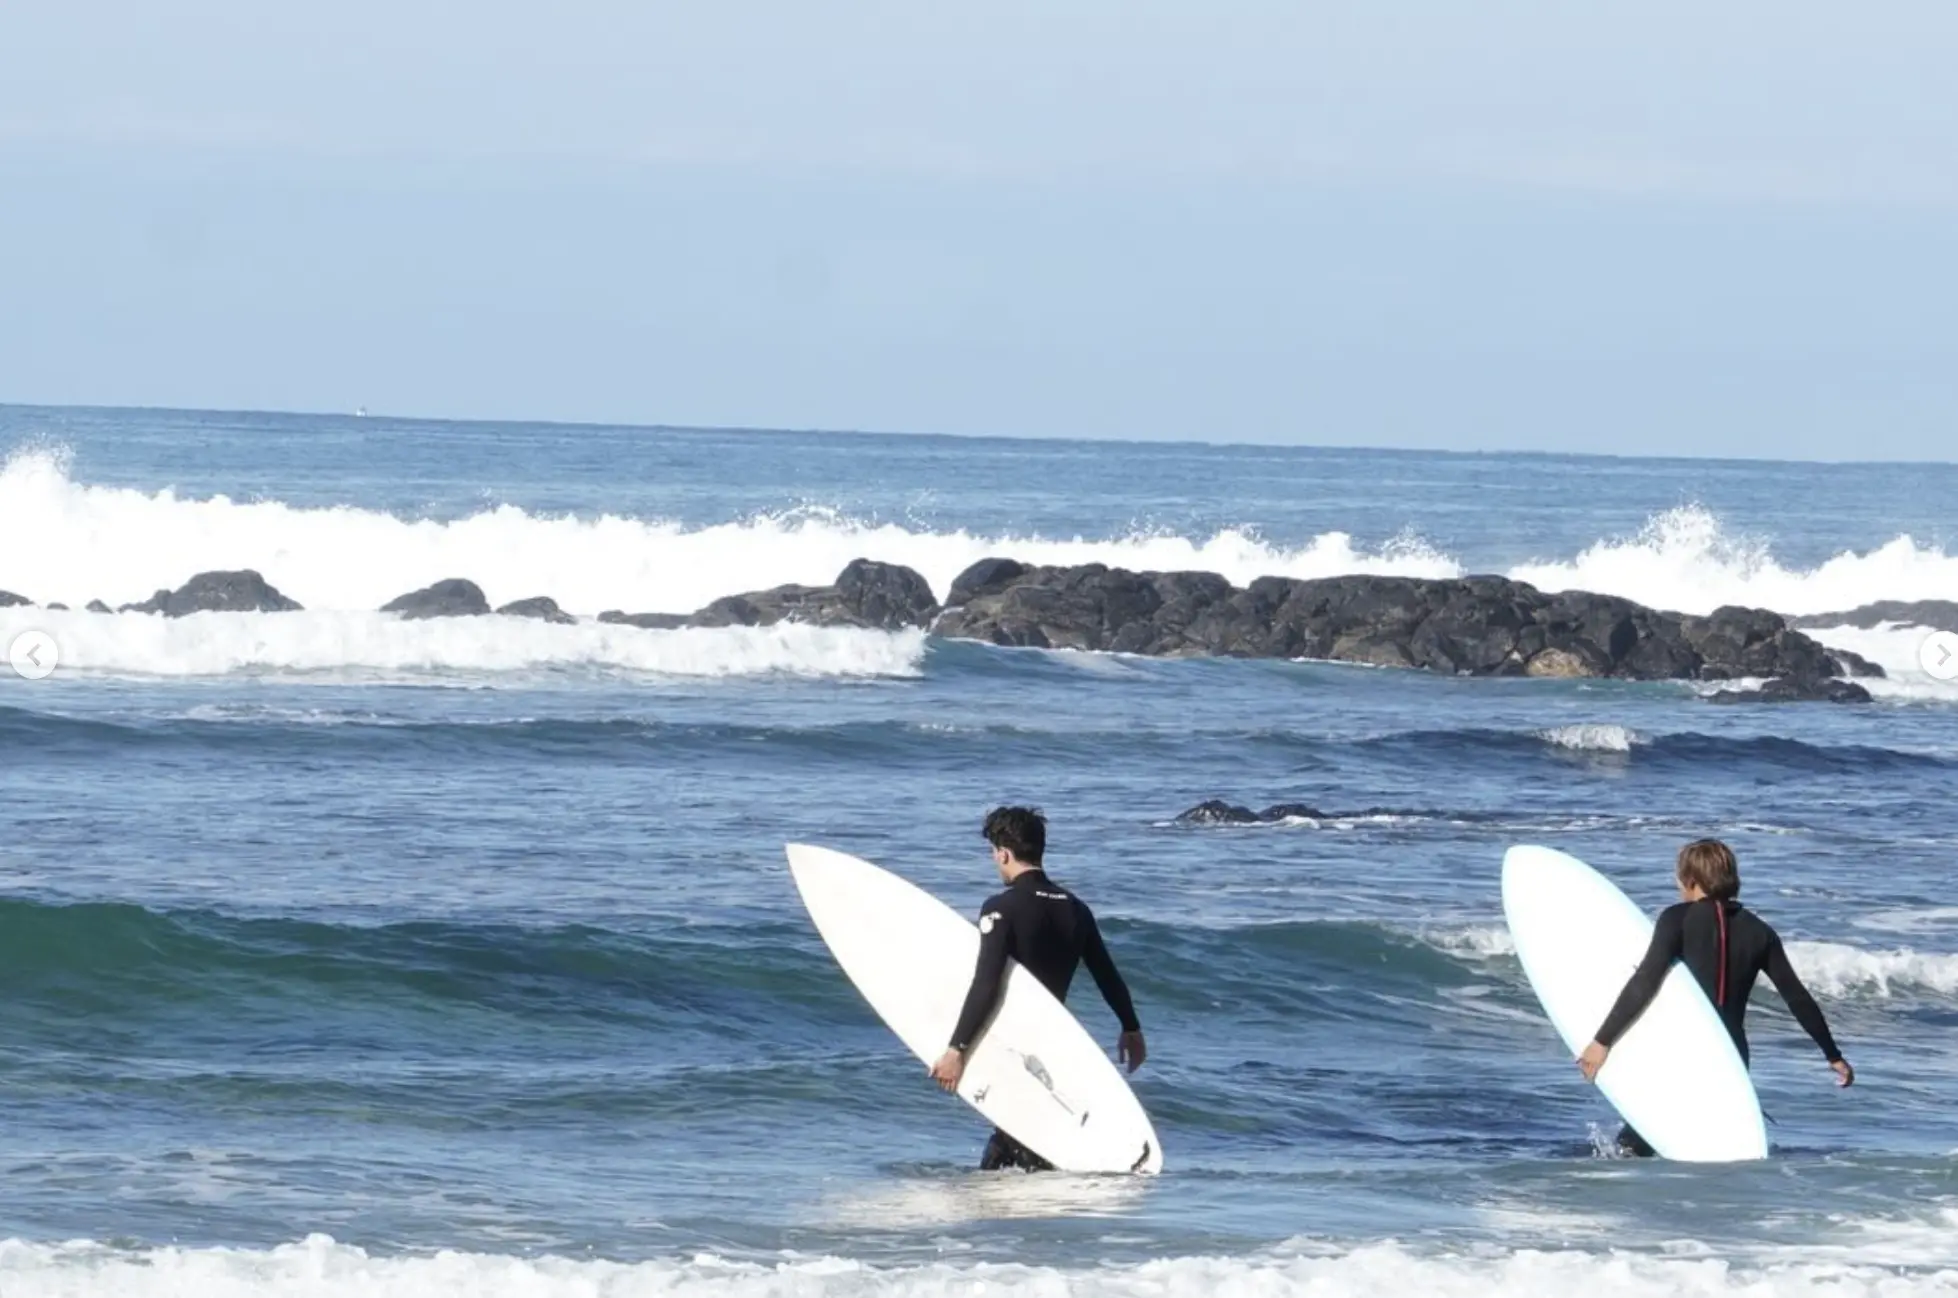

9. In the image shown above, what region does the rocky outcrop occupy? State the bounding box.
[495,596,575,625]
[67,555,1889,693]
[693,559,938,632]
[1679,605,1877,680]
[931,562,1882,683]
[121,570,302,616]
[86,600,113,614]
[0,590,30,607]
[45,603,67,611]
[1792,600,1958,634]
[598,610,690,630]
[381,579,490,619]
[945,558,1031,610]
[1707,676,1875,705]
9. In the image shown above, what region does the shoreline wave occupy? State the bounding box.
[4,897,1948,1012]
[2,1234,1956,1297]
[0,608,926,681]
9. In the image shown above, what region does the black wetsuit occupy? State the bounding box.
[947,868,1142,1171]
[1594,898,1842,1156]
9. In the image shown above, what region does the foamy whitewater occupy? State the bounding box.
[2,441,1953,620]
[0,407,1954,1297]
[4,443,1956,700]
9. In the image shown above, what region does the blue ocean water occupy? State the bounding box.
[0,404,1956,1295]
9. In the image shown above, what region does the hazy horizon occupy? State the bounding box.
[4,3,1956,462]
[18,398,1958,471]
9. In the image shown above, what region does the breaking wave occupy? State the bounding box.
[0,607,926,681]
[2,1235,1956,1298]
[5,450,1953,623]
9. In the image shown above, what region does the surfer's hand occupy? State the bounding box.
[929,1048,965,1091]
[1577,1041,1608,1082]
[1118,1030,1147,1073]
[1831,1058,1855,1088]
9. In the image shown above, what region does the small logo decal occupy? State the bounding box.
[979,912,1001,935]
[1016,1052,1083,1118]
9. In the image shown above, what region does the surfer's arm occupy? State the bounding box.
[1080,909,1141,1034]
[947,902,1013,1053]
[1592,904,1687,1049]
[1762,933,1844,1063]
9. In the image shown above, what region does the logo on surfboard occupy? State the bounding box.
[1015,1051,1091,1127]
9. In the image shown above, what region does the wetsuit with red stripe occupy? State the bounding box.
[1593,898,1843,1066]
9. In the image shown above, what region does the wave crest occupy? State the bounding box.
[1509,504,1958,619]
[0,447,1458,615]
[3,1235,1956,1297]
[1784,940,1958,998]
[0,607,925,681]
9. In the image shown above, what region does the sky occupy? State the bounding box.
[1,2,1955,459]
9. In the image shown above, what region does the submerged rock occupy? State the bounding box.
[121,570,302,617]
[0,590,31,608]
[1706,676,1875,705]
[495,596,575,625]
[598,610,690,630]
[381,579,490,619]
[1173,800,1329,825]
[85,600,113,614]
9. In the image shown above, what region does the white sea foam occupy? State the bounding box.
[1538,724,1643,753]
[1445,920,1958,1001]
[1801,625,1958,705]
[8,450,1955,684]
[1784,940,1958,998]
[0,448,1458,615]
[2,1235,1956,1298]
[7,453,1953,622]
[1507,504,1958,619]
[1428,925,1519,960]
[0,608,926,682]
[1428,925,1958,1000]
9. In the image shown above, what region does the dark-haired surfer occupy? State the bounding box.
[928,806,1147,1171]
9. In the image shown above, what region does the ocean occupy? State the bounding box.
[0,403,1955,1296]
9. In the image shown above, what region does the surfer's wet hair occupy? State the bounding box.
[982,806,1046,866]
[1676,838,1740,901]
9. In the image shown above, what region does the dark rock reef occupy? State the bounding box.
[121,570,302,616]
[381,579,490,619]
[929,561,1878,685]
[690,559,938,633]
[69,557,1886,700]
[0,589,30,607]
[1792,600,1958,634]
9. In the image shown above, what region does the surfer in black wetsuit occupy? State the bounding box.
[1577,838,1853,1157]
[928,806,1147,1172]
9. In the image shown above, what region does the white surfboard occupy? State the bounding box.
[1501,844,1767,1162]
[786,842,1163,1175]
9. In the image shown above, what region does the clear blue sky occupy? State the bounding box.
[2,2,1955,458]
